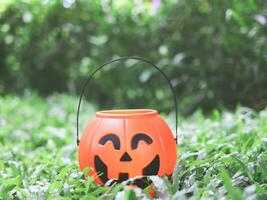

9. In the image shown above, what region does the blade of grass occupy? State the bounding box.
[220,168,242,200]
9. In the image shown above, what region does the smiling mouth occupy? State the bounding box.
[94,155,160,185]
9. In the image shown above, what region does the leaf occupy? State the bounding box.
[85,175,94,193]
[124,189,137,200]
[83,167,91,177]
[80,194,98,200]
[220,168,243,200]
[233,157,254,182]
[172,164,181,191]
[90,187,109,196]
[49,181,63,190]
[15,187,30,198]
[1,184,16,198]
[56,165,72,180]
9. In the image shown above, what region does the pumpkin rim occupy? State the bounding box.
[96,109,158,118]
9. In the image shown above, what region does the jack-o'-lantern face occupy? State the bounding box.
[95,133,159,183]
[78,109,177,186]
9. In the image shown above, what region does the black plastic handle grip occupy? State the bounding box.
[76,56,178,146]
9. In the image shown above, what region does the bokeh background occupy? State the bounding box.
[1,1,267,199]
[1,0,267,114]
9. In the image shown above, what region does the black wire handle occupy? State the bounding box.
[76,56,178,146]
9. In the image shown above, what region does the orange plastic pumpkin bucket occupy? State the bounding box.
[76,57,178,186]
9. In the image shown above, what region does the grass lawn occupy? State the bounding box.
[0,94,266,199]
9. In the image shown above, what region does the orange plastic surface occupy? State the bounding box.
[78,109,177,185]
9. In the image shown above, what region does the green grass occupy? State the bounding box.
[0,94,266,199]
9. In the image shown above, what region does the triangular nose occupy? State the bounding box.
[120,152,132,161]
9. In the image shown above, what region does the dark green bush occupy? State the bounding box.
[1,0,267,113]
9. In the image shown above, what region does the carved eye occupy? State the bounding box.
[131,133,153,149]
[99,134,121,150]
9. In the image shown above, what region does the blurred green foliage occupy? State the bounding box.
[1,0,267,113]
